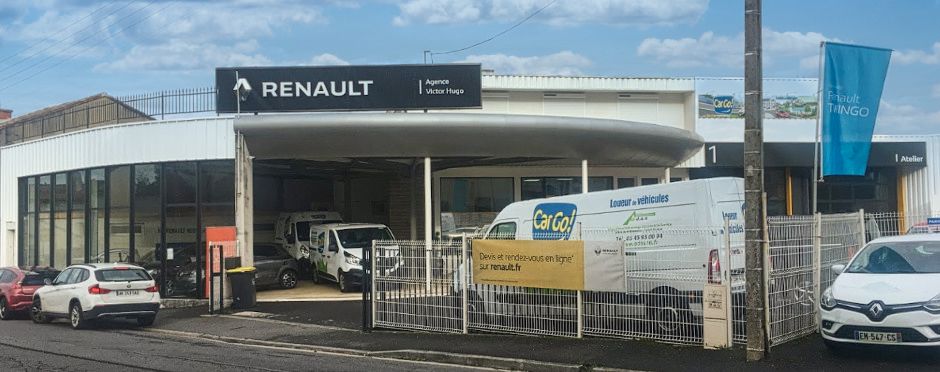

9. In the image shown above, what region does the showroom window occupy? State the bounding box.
[17,160,235,298]
[521,177,613,200]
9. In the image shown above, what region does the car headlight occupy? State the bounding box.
[924,293,940,312]
[344,252,360,266]
[820,287,837,310]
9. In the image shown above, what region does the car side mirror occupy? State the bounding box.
[286,234,296,244]
[831,264,845,275]
[329,242,338,253]
[43,278,52,285]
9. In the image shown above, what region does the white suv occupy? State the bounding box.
[31,263,161,329]
[821,234,940,348]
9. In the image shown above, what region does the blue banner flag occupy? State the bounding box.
[821,42,892,176]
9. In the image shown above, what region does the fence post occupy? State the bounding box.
[575,222,583,338]
[723,218,734,343]
[761,207,772,345]
[857,209,866,245]
[812,212,822,327]
[461,233,469,334]
[370,239,377,330]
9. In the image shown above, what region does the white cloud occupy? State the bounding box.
[393,0,709,27]
[637,29,834,69]
[2,1,324,71]
[460,51,591,75]
[309,53,350,66]
[893,42,940,64]
[95,39,271,71]
[875,99,940,135]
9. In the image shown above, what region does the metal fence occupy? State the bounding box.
[765,212,863,347]
[1,87,216,145]
[866,211,940,238]
[372,211,927,348]
[371,225,743,346]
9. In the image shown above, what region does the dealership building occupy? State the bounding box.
[0,65,936,299]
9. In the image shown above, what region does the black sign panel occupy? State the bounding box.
[216,64,482,113]
[704,142,927,168]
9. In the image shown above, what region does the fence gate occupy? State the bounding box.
[766,212,863,347]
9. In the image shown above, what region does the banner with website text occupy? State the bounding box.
[471,240,625,291]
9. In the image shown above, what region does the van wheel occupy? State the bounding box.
[69,302,91,330]
[647,289,692,336]
[30,298,50,324]
[338,271,350,293]
[0,298,10,320]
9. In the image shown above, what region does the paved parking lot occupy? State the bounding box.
[256,281,361,303]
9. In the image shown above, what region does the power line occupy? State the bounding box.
[0,1,115,67]
[426,0,558,61]
[0,1,157,86]
[0,1,135,75]
[0,1,171,92]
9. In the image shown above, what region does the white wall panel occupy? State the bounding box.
[0,117,235,266]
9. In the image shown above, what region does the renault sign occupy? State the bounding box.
[216,64,482,113]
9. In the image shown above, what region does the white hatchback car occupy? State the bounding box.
[821,234,940,348]
[31,263,161,329]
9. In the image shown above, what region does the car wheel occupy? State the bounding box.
[338,271,350,293]
[137,315,156,327]
[279,270,298,289]
[30,298,50,324]
[70,302,91,330]
[0,297,10,321]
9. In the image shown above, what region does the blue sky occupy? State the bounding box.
[0,0,937,134]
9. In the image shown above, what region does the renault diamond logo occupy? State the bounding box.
[868,302,884,318]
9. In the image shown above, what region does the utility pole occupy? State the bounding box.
[744,0,767,361]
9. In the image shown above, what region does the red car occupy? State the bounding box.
[0,267,60,320]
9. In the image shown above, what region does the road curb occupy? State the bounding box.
[139,327,633,371]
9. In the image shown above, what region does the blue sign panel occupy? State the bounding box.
[927,217,940,226]
[531,203,578,240]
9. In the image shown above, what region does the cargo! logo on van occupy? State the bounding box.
[532,203,577,240]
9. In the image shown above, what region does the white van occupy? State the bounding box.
[273,211,344,263]
[469,177,745,334]
[309,223,398,292]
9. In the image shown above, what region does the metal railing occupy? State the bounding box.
[371,225,743,346]
[1,87,216,145]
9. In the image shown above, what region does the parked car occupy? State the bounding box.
[273,211,344,275]
[31,263,161,329]
[254,244,300,290]
[0,267,60,320]
[820,234,940,349]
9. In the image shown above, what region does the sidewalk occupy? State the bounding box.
[152,302,939,372]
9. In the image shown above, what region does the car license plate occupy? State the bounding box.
[855,331,901,343]
[115,290,140,296]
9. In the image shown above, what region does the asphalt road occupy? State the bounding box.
[0,316,491,372]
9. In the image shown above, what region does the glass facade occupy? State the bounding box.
[440,178,514,231]
[17,160,235,299]
[521,177,613,200]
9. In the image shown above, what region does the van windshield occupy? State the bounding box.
[846,241,940,274]
[336,228,393,249]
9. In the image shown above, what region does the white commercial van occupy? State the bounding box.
[468,177,745,334]
[309,223,399,292]
[273,211,344,262]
